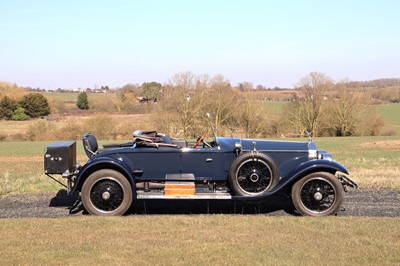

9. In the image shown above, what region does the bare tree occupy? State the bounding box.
[329,81,366,136]
[170,71,197,91]
[286,72,333,136]
[0,81,25,99]
[236,90,268,138]
[204,75,238,135]
[282,95,305,136]
[160,72,206,138]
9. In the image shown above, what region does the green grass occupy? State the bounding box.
[0,141,73,195]
[0,216,399,265]
[0,141,51,156]
[313,136,400,188]
[375,103,400,135]
[42,92,79,101]
[375,103,400,126]
[43,91,111,102]
[262,100,287,115]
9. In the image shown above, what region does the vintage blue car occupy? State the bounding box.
[44,124,357,217]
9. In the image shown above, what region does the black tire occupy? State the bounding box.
[291,172,344,217]
[81,169,133,216]
[229,152,279,196]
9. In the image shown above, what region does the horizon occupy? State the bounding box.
[1,1,399,90]
[17,76,400,91]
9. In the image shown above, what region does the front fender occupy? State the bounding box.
[286,159,349,183]
[70,155,135,194]
[273,159,350,194]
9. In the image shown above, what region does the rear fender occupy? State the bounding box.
[70,156,135,194]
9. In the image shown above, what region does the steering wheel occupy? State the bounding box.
[193,130,208,148]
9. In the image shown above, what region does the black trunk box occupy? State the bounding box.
[44,141,77,174]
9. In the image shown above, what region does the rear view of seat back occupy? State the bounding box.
[83,132,98,158]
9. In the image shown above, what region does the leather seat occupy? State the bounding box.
[82,132,98,158]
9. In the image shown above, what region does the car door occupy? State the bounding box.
[180,148,214,181]
[126,147,181,180]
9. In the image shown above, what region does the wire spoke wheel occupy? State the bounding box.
[292,172,344,216]
[237,159,272,194]
[299,178,336,213]
[82,169,133,216]
[229,152,279,196]
[90,178,124,212]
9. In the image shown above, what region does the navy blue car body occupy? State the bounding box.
[44,130,357,216]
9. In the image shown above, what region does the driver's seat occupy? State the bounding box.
[83,132,99,158]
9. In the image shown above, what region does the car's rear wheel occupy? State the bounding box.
[81,169,133,216]
[291,172,344,216]
[229,152,279,196]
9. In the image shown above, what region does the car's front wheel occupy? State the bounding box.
[291,172,344,216]
[81,169,133,216]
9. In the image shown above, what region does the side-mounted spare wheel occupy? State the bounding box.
[291,172,344,216]
[229,152,279,196]
[81,169,133,216]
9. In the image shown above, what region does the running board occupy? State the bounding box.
[137,192,232,200]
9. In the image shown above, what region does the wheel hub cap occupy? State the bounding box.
[250,173,259,182]
[313,192,323,201]
[102,191,111,201]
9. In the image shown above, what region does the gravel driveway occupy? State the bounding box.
[0,189,398,218]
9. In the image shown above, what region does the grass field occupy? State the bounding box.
[0,216,399,265]
[42,91,110,101]
[375,103,400,125]
[263,100,287,115]
[315,136,400,188]
[375,103,400,135]
[0,120,36,139]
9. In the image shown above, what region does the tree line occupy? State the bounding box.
[151,72,384,138]
[1,72,392,139]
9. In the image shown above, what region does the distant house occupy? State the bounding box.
[136,96,150,103]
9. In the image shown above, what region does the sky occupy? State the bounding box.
[1,0,399,89]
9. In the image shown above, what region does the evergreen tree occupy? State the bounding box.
[0,96,18,120]
[11,107,30,121]
[19,93,50,118]
[77,91,89,110]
